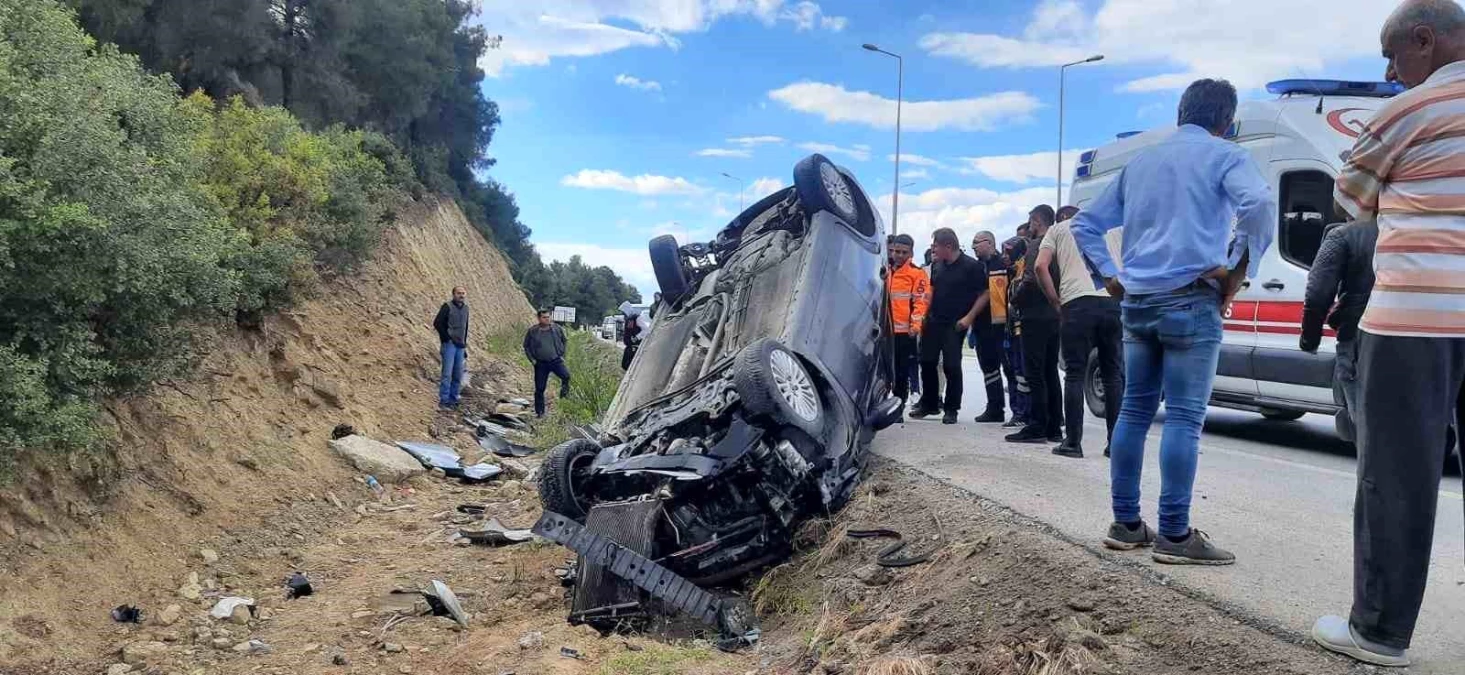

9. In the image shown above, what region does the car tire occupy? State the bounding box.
[649,234,690,302]
[734,338,824,436]
[1261,408,1305,422]
[539,439,601,523]
[794,154,861,225]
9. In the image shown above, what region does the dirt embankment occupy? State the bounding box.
[0,196,534,665]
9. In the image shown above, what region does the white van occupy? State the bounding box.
[1067,79,1399,429]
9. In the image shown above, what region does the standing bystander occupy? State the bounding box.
[1300,213,1376,443]
[523,309,571,418]
[1037,209,1125,458]
[1313,0,1465,666]
[1001,234,1031,428]
[971,231,1012,423]
[1072,78,1275,566]
[432,286,470,410]
[912,228,988,425]
[1007,206,1064,444]
[886,234,930,406]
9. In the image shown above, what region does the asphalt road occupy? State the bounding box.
[875,354,1465,673]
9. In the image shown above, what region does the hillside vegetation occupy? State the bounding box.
[0,0,636,469]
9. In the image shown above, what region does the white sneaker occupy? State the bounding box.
[1311,615,1409,667]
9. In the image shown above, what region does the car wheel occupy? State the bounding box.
[794,154,861,225]
[734,338,825,436]
[649,234,690,302]
[1261,408,1305,422]
[1084,348,1105,418]
[539,439,600,523]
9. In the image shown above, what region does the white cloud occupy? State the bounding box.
[890,153,944,168]
[561,169,704,196]
[695,148,753,158]
[478,1,850,75]
[917,0,1394,91]
[957,149,1088,185]
[797,141,871,162]
[902,168,931,180]
[878,185,1059,251]
[727,135,786,147]
[779,1,848,32]
[614,74,662,92]
[769,82,1041,132]
[750,177,785,195]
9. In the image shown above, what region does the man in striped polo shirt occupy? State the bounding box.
[1312,0,1465,667]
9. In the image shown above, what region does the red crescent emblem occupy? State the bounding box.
[1327,108,1369,138]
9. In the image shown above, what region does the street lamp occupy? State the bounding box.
[1058,54,1104,207]
[720,172,744,212]
[863,43,903,234]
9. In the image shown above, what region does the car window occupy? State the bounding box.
[1278,170,1334,269]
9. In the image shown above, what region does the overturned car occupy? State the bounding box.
[533,154,902,647]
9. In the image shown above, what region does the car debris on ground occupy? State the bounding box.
[422,580,469,627]
[110,605,143,623]
[394,441,503,482]
[285,572,313,599]
[458,518,538,547]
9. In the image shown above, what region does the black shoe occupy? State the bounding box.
[973,409,1006,424]
[1052,443,1083,458]
[1103,521,1157,550]
[909,404,939,419]
[1103,446,1111,458]
[1005,426,1048,443]
[1047,430,1064,443]
[1002,417,1024,428]
[942,412,958,425]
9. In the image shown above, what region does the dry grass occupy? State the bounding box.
[975,638,1099,675]
[752,562,815,616]
[859,656,933,675]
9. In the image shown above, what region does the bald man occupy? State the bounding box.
[1313,0,1465,667]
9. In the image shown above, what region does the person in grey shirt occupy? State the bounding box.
[523,309,571,417]
[431,286,470,409]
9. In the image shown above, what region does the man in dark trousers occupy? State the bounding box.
[1300,214,1376,442]
[1001,234,1031,428]
[432,286,470,410]
[1037,208,1125,458]
[523,309,571,418]
[886,234,930,405]
[1007,205,1064,444]
[970,230,1011,423]
[912,228,988,425]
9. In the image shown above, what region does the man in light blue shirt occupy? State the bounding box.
[1071,78,1275,566]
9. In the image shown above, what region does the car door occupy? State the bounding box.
[1252,162,1337,407]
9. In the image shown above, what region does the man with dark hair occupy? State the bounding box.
[1007,205,1064,444]
[970,230,1011,423]
[913,227,987,424]
[1038,206,1125,458]
[1072,77,1274,566]
[886,233,929,404]
[524,309,571,418]
[1314,0,1465,665]
[432,286,471,410]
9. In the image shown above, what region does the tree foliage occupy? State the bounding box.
[0,0,408,464]
[532,256,642,326]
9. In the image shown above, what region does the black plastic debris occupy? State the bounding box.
[422,580,469,627]
[486,412,529,431]
[456,504,487,516]
[331,423,356,440]
[476,433,535,458]
[559,647,583,660]
[286,572,313,599]
[111,605,143,623]
[395,441,503,482]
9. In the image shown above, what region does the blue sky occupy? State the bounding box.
[474,0,1397,298]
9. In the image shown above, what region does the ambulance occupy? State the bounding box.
[1067,79,1400,434]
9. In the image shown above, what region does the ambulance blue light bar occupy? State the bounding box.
[1075,165,1092,178]
[1115,131,1142,139]
[1079,150,1097,164]
[1266,79,1404,98]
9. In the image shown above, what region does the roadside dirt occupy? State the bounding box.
[2,453,1372,675]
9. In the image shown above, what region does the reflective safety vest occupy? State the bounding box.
[887,261,930,335]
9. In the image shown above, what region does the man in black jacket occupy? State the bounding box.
[913,228,989,425]
[1301,217,1377,442]
[432,286,470,409]
[1008,205,1064,444]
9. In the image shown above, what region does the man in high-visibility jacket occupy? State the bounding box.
[886,233,929,404]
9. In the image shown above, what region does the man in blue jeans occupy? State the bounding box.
[432,286,470,409]
[1072,78,1275,565]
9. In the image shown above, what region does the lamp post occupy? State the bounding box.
[720,172,744,212]
[863,43,903,234]
[1058,54,1104,207]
